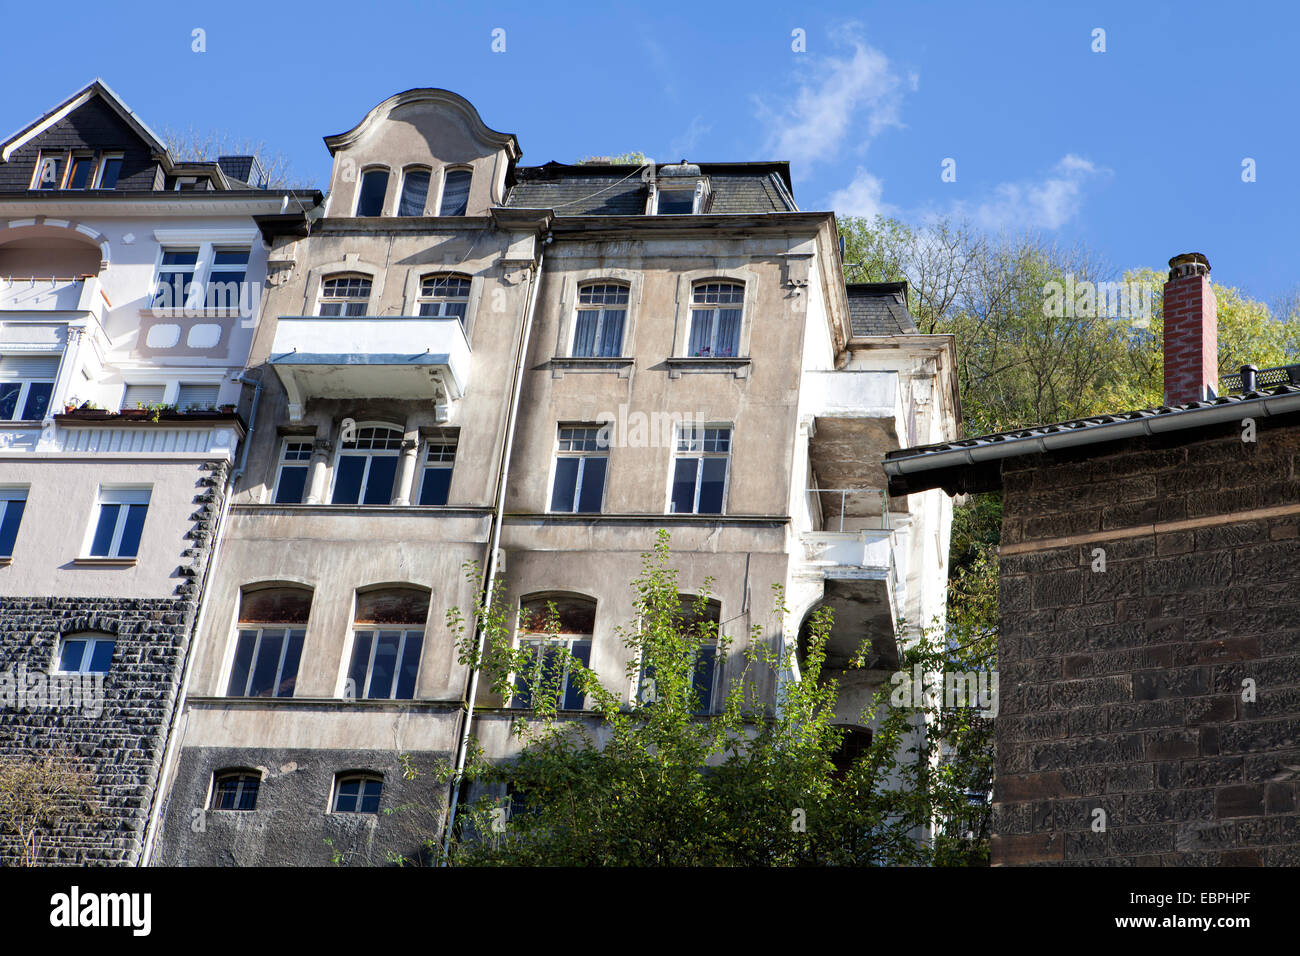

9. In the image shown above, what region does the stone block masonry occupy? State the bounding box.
[0,462,227,865]
[993,418,1300,865]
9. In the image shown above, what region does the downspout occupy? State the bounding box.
[139,370,262,865]
[441,233,547,861]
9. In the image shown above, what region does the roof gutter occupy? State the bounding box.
[884,390,1300,495]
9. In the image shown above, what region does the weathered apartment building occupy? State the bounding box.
[0,82,960,866]
[886,253,1300,866]
[0,80,320,864]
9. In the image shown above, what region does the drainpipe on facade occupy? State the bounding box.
[441,235,547,862]
[138,370,262,866]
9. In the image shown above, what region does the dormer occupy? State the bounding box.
[321,89,521,219]
[648,162,711,215]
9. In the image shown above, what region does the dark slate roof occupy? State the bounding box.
[882,384,1300,496]
[846,282,917,336]
[504,161,797,215]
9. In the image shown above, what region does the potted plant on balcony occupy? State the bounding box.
[62,400,110,420]
[118,403,149,421]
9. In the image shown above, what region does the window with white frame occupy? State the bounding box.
[87,487,150,558]
[346,588,428,700]
[332,773,383,813]
[331,424,402,505]
[210,770,260,811]
[317,274,372,317]
[120,383,164,411]
[0,487,27,558]
[670,426,730,515]
[176,383,220,412]
[636,595,721,714]
[0,355,58,421]
[687,282,743,357]
[226,587,310,698]
[416,274,471,321]
[398,167,431,217]
[438,168,472,216]
[550,426,608,514]
[204,247,250,311]
[417,438,457,506]
[55,632,116,674]
[512,595,594,711]
[572,282,628,357]
[355,168,389,216]
[152,247,199,310]
[273,438,313,504]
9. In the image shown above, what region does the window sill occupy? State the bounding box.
[665,356,751,379]
[549,356,634,379]
[71,557,139,567]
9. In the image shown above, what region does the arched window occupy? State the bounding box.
[55,632,115,674]
[512,593,595,711]
[332,772,383,813]
[438,168,472,216]
[318,273,372,317]
[210,769,260,811]
[417,273,471,321]
[226,586,311,698]
[355,167,390,216]
[347,586,429,700]
[687,281,744,357]
[636,595,721,714]
[572,282,629,357]
[331,423,403,505]
[397,166,431,217]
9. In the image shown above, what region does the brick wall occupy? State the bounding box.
[993,418,1300,865]
[0,462,227,865]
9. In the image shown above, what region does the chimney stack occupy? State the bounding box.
[1163,252,1217,404]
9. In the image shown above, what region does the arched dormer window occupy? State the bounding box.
[318,273,372,317]
[355,167,390,216]
[572,282,629,357]
[346,586,429,700]
[687,281,744,358]
[226,585,312,698]
[398,166,431,217]
[331,423,404,505]
[511,593,595,711]
[438,168,472,216]
[417,273,471,322]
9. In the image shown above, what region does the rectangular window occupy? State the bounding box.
[418,440,457,506]
[88,487,150,558]
[347,629,423,699]
[121,383,165,411]
[670,426,730,515]
[512,638,591,711]
[176,383,220,411]
[56,636,115,674]
[273,439,313,504]
[65,153,95,190]
[95,154,124,189]
[572,284,628,357]
[0,355,58,421]
[331,425,403,505]
[226,627,305,697]
[205,247,250,311]
[153,248,199,310]
[0,488,28,558]
[657,188,697,214]
[550,426,608,513]
[439,169,472,216]
[32,152,64,189]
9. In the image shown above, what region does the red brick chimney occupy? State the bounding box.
[1163,252,1217,404]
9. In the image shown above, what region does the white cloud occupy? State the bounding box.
[757,34,906,169]
[827,167,896,220]
[954,154,1104,231]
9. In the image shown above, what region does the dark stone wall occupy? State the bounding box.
[993,419,1300,865]
[0,462,227,865]
[153,746,453,866]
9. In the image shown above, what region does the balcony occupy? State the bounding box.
[0,275,106,320]
[269,315,471,421]
[800,369,905,496]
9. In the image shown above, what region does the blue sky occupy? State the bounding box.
[3,0,1295,304]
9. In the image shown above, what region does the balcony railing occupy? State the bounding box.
[805,487,889,532]
[0,276,103,313]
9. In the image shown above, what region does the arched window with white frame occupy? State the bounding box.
[317,273,372,317]
[687,281,744,357]
[417,273,471,322]
[355,167,390,216]
[511,593,595,712]
[438,168,472,216]
[572,281,629,357]
[397,166,431,217]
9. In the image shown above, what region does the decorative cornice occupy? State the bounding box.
[323,89,521,160]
